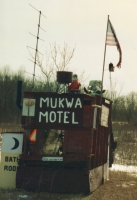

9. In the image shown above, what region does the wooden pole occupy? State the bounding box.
[100,15,109,104]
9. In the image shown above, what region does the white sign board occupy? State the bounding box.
[42,157,63,161]
[101,105,109,127]
[1,133,23,154]
[22,98,36,116]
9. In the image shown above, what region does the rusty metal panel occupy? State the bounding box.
[16,164,108,193]
[16,166,90,193]
[91,125,109,169]
[20,128,93,164]
[83,106,94,127]
[17,91,116,194]
[20,93,112,168]
[97,126,108,166]
[64,129,90,155]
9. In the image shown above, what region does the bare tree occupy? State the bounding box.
[125,92,137,124]
[104,80,124,121]
[34,42,75,92]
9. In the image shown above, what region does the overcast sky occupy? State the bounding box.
[0,0,137,95]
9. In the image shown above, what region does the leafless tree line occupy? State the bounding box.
[105,89,137,124]
[0,66,136,124]
[0,43,136,124]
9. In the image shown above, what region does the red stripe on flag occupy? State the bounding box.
[106,19,122,68]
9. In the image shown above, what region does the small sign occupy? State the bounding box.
[101,105,109,127]
[22,98,36,116]
[0,132,23,189]
[42,157,63,161]
[1,133,23,154]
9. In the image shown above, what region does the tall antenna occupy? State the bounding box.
[27,4,46,87]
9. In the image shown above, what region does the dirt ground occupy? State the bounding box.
[0,170,137,200]
[1,124,137,199]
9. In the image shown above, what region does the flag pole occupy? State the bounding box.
[100,15,109,104]
[100,16,110,183]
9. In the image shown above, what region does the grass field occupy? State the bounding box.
[0,123,137,199]
[0,171,137,200]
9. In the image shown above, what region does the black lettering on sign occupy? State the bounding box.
[13,166,16,171]
[9,157,13,162]
[4,165,8,171]
[13,156,18,162]
[9,166,12,171]
[4,156,19,162]
[4,165,17,171]
[5,156,8,162]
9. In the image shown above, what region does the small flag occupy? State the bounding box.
[106,19,122,68]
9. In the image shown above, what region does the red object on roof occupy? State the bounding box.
[68,80,81,90]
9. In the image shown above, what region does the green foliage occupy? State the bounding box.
[0,66,60,124]
[104,89,137,124]
[0,66,137,124]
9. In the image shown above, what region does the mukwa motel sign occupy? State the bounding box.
[22,94,84,127]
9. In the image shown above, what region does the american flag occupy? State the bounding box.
[106,19,122,68]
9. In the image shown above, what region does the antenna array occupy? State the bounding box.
[27,4,46,87]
